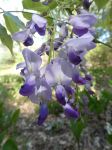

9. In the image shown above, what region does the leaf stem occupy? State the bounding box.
[48,27,55,63]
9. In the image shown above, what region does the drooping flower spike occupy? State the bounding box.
[15,6,97,125]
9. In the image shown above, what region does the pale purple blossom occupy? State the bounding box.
[69,11,97,36]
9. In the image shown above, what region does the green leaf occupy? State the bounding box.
[3,12,25,34]
[0,131,6,144]
[109,80,112,87]
[0,102,3,118]
[22,0,49,13]
[0,24,13,55]
[94,0,109,10]
[2,138,18,150]
[88,90,112,114]
[10,109,20,125]
[45,16,54,26]
[22,12,32,20]
[48,1,57,10]
[69,119,85,141]
[48,101,63,115]
[106,134,112,145]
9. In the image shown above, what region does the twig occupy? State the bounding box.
[0,10,40,15]
[95,39,112,49]
[0,9,67,24]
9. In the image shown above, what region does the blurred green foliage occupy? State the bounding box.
[0,75,22,101]
[0,75,22,149]
[0,101,19,150]
[48,101,63,116]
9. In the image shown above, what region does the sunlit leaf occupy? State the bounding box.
[3,12,25,33]
[48,1,57,10]
[94,0,109,10]
[22,12,32,20]
[22,0,49,13]
[45,16,54,26]
[0,24,13,55]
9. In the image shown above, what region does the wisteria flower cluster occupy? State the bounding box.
[12,2,97,125]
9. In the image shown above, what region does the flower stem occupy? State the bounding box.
[95,39,112,49]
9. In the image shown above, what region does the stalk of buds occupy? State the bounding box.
[12,2,97,125]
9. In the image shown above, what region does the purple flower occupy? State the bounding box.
[12,30,29,42]
[12,14,47,46]
[85,74,92,81]
[34,24,46,36]
[65,32,94,50]
[72,72,86,85]
[59,33,95,68]
[17,49,42,98]
[22,48,42,75]
[83,0,92,10]
[20,83,35,96]
[64,85,75,96]
[37,104,48,125]
[69,12,97,36]
[86,41,96,50]
[26,21,36,34]
[68,50,82,65]
[45,58,71,86]
[29,78,52,104]
[23,36,34,46]
[63,104,79,119]
[55,85,66,105]
[32,14,47,36]
[12,30,34,46]
[85,83,94,95]
[53,37,64,51]
[73,28,88,37]
[19,75,36,96]
[35,43,47,56]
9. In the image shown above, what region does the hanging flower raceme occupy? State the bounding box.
[14,6,97,125]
